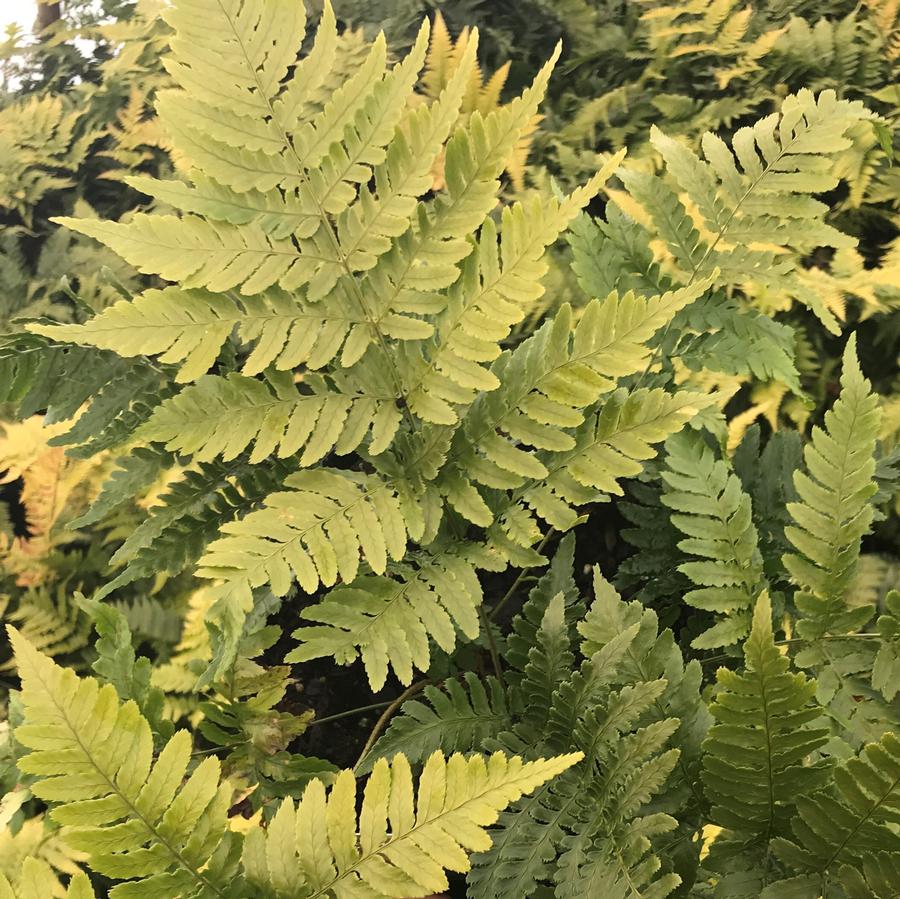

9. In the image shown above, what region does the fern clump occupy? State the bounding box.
[1,0,899,896]
[23,0,720,692]
[363,546,708,898]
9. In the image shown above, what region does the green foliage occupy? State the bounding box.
[873,590,900,702]
[365,556,709,899]
[784,336,882,638]
[662,431,766,648]
[701,593,830,889]
[771,731,900,891]
[9,627,579,898]
[1,0,900,896]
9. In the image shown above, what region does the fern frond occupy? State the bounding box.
[29,282,382,385]
[772,731,900,881]
[662,431,765,648]
[241,749,582,898]
[0,95,92,227]
[674,295,801,394]
[568,207,670,300]
[732,426,802,571]
[617,89,875,332]
[701,593,830,880]
[469,564,706,899]
[838,851,900,898]
[1,586,90,667]
[519,594,577,737]
[287,549,482,689]
[495,388,714,542]
[0,861,95,899]
[100,457,301,596]
[357,672,510,773]
[138,372,400,466]
[404,158,624,427]
[70,448,172,530]
[504,532,582,680]
[9,627,239,899]
[873,589,900,701]
[783,336,882,638]
[447,278,715,498]
[196,469,407,596]
[578,570,710,808]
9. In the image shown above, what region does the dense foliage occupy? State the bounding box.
[0,0,898,897]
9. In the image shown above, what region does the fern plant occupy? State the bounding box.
[1,1,899,897]
[362,541,709,898]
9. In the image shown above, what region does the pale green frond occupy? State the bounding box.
[578,569,711,808]
[138,372,400,467]
[0,861,97,899]
[662,431,765,648]
[702,593,830,876]
[125,173,316,239]
[29,286,374,383]
[674,295,801,394]
[287,550,483,690]
[9,628,238,899]
[241,750,582,898]
[162,0,307,116]
[616,89,874,333]
[649,89,872,278]
[488,388,714,545]
[783,336,882,638]
[448,279,715,496]
[359,51,572,338]
[404,156,624,426]
[195,469,407,596]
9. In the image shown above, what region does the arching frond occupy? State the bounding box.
[242,749,581,898]
[9,628,238,899]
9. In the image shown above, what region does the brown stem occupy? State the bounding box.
[353,680,428,771]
